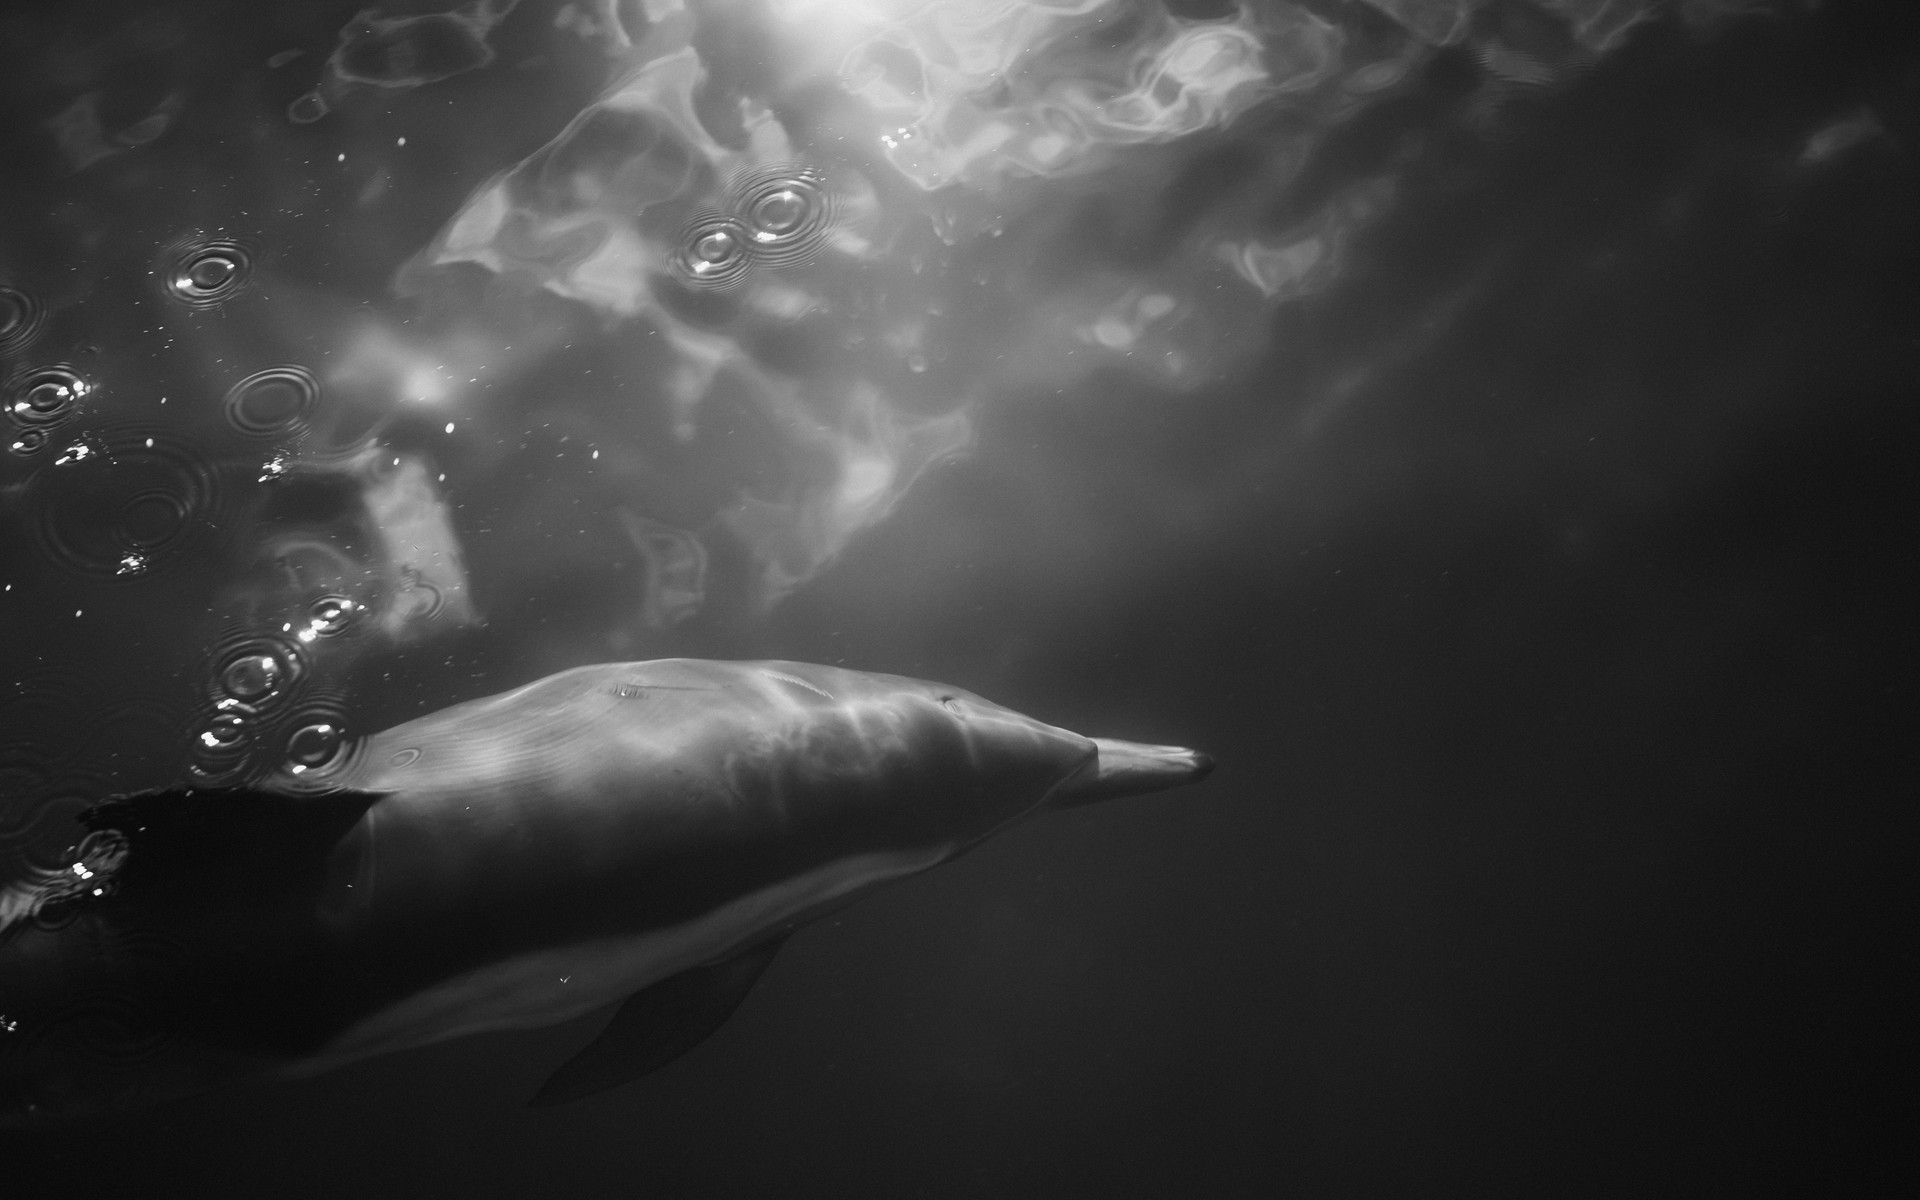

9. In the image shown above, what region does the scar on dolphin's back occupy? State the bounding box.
[761,672,834,700]
[610,682,714,699]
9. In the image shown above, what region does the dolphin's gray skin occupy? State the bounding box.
[0,659,1210,1124]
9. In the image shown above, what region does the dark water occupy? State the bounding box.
[1,0,1913,1193]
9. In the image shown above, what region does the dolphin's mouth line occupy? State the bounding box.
[1047,737,1214,809]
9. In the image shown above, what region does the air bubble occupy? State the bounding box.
[186,630,324,783]
[182,254,235,294]
[157,235,258,309]
[224,365,318,438]
[288,90,329,124]
[306,595,360,637]
[272,695,366,789]
[206,633,305,709]
[2,821,137,926]
[190,257,233,290]
[0,285,47,356]
[53,434,108,467]
[752,189,804,234]
[725,165,836,269]
[219,654,283,701]
[285,722,342,772]
[197,711,249,751]
[6,365,90,429]
[70,829,130,881]
[669,212,753,289]
[9,429,47,456]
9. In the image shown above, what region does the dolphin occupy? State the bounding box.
[0,659,1210,1124]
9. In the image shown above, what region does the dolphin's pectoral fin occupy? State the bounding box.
[529,937,785,1107]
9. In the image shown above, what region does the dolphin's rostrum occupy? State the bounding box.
[0,659,1211,1124]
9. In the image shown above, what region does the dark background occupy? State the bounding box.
[3,0,1915,1195]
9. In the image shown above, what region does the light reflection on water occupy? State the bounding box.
[4,1,1788,735]
[0,0,1904,1186]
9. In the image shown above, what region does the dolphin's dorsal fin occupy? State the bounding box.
[78,787,383,902]
[529,937,786,1107]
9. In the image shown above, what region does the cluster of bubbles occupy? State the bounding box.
[6,364,91,457]
[7,231,318,584]
[670,166,837,290]
[3,226,383,840]
[154,234,258,309]
[186,596,364,784]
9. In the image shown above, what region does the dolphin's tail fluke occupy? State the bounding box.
[1048,738,1213,808]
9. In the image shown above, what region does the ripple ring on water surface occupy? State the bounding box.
[32,995,179,1069]
[274,695,365,788]
[669,211,755,289]
[387,572,446,627]
[287,90,330,125]
[205,630,309,711]
[724,165,837,270]
[223,365,319,438]
[304,594,363,639]
[0,284,48,356]
[155,234,259,309]
[186,626,321,782]
[0,794,92,878]
[185,706,260,784]
[27,430,229,579]
[5,364,91,431]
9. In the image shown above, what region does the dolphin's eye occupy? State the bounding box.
[940,696,964,715]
